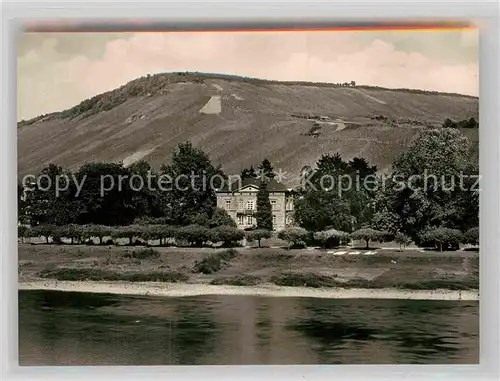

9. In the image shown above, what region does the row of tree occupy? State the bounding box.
[19,223,479,252]
[19,127,479,249]
[18,223,273,248]
[279,226,478,251]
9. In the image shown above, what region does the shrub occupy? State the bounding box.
[419,227,463,251]
[111,225,143,245]
[271,272,339,288]
[38,267,188,282]
[463,227,479,246]
[209,207,237,228]
[210,226,245,247]
[313,229,350,249]
[190,212,211,227]
[245,229,272,247]
[277,227,309,249]
[123,248,161,260]
[175,224,210,247]
[192,249,238,274]
[351,228,385,249]
[210,275,261,286]
[394,232,413,251]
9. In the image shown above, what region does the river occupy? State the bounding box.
[18,290,479,365]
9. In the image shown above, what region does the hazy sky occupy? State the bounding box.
[17,29,478,121]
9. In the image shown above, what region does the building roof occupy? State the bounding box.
[217,177,289,193]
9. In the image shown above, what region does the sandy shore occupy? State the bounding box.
[18,280,480,301]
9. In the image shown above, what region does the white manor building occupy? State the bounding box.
[216,178,294,231]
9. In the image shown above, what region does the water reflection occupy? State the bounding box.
[19,291,478,365]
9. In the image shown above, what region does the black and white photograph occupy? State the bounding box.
[16,20,480,366]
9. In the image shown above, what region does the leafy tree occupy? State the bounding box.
[111,225,143,245]
[84,224,114,245]
[394,232,413,251]
[347,157,377,181]
[257,158,275,180]
[160,142,225,225]
[18,225,30,243]
[209,207,236,228]
[351,228,384,249]
[346,157,378,230]
[74,163,140,226]
[418,227,463,251]
[128,160,163,218]
[159,225,178,246]
[190,212,211,227]
[255,181,273,230]
[293,153,377,232]
[313,229,349,249]
[210,226,245,247]
[372,204,401,236]
[138,224,161,244]
[277,227,309,249]
[463,116,478,129]
[175,224,210,247]
[375,128,477,240]
[18,184,30,225]
[30,224,57,244]
[241,166,257,179]
[245,229,272,247]
[463,227,479,246]
[23,164,77,226]
[58,224,85,244]
[294,189,352,232]
[444,117,478,129]
[443,118,457,128]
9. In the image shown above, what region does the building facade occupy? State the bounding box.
[216,178,294,231]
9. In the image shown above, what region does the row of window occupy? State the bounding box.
[237,215,278,226]
[225,199,277,210]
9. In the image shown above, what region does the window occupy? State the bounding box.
[237,215,244,225]
[246,200,255,210]
[271,200,277,210]
[238,199,244,210]
[246,216,253,225]
[272,215,277,225]
[225,200,232,209]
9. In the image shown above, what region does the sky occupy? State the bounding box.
[17,28,478,121]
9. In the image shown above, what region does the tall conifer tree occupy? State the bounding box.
[256,180,273,230]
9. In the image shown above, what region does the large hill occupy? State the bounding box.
[18,72,479,185]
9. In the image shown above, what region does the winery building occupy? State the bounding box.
[216,178,294,231]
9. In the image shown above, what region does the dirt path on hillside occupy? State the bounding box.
[200,96,222,114]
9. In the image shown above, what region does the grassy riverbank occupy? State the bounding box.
[18,280,479,301]
[18,244,479,296]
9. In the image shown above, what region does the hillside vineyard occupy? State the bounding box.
[17,72,479,184]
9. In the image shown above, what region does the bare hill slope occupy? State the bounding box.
[18,72,479,185]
